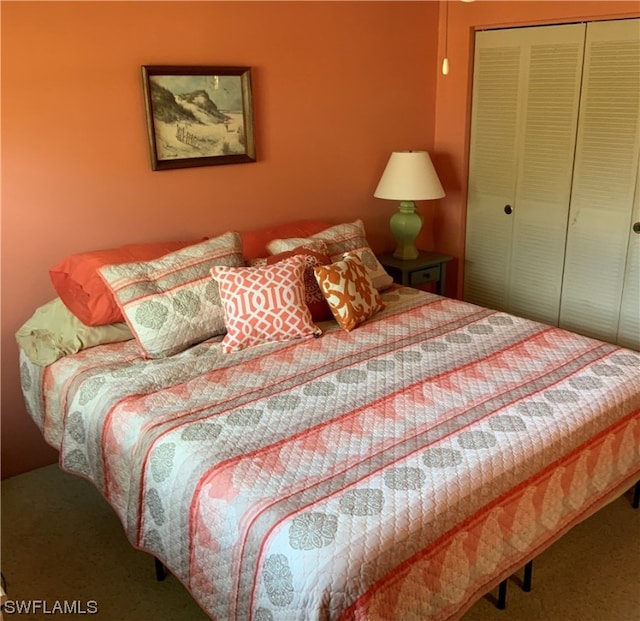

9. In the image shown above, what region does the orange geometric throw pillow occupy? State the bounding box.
[211,254,321,353]
[313,253,384,331]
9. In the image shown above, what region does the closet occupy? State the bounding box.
[464,18,640,349]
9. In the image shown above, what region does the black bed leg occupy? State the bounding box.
[523,560,533,592]
[632,481,640,509]
[154,557,167,582]
[496,579,507,610]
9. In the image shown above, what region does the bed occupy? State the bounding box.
[18,279,640,620]
[17,221,640,621]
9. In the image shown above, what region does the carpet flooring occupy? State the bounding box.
[1,465,638,620]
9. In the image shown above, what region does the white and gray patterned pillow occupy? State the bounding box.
[266,220,393,291]
[99,232,243,358]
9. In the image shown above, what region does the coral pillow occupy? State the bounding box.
[211,254,321,353]
[267,219,394,291]
[99,233,244,358]
[313,253,384,331]
[50,238,203,326]
[266,247,333,322]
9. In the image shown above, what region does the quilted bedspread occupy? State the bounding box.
[20,287,640,620]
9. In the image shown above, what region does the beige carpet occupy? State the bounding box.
[1,465,638,620]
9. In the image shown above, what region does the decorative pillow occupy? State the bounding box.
[341,247,394,291]
[266,247,333,322]
[261,238,329,255]
[50,238,204,326]
[240,220,332,260]
[246,239,328,267]
[15,298,133,366]
[267,219,394,291]
[211,254,321,354]
[313,253,384,331]
[99,232,243,358]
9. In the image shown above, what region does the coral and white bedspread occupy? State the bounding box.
[20,287,640,620]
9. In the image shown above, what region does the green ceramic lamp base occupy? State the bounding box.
[390,201,423,260]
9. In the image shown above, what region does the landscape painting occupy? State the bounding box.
[142,65,256,170]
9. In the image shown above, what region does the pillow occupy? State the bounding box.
[246,239,328,267]
[240,220,332,260]
[211,254,321,353]
[267,219,394,291]
[341,247,394,291]
[266,247,333,322]
[50,238,204,326]
[313,253,384,331]
[15,298,133,366]
[99,232,243,358]
[262,238,328,255]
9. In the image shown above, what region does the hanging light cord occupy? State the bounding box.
[442,1,450,75]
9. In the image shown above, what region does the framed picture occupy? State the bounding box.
[142,65,256,170]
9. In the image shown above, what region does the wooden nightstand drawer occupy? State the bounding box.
[410,265,441,287]
[377,251,453,295]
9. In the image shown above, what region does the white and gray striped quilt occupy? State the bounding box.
[20,286,640,620]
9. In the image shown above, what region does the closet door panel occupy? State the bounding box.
[560,212,632,340]
[464,32,521,311]
[617,172,640,350]
[464,197,513,311]
[559,19,640,342]
[508,29,585,324]
[465,25,584,316]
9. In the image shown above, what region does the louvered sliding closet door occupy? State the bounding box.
[508,26,585,324]
[464,29,521,311]
[616,170,640,350]
[465,24,585,317]
[559,19,640,342]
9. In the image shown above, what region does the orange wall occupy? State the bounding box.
[432,0,640,298]
[0,1,439,478]
[3,1,639,479]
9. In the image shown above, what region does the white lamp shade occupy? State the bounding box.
[374,151,445,201]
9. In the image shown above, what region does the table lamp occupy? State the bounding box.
[374,150,445,260]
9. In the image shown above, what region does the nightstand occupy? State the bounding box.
[378,251,453,295]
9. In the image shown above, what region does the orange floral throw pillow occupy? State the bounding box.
[211,254,321,353]
[266,247,333,322]
[313,253,384,331]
